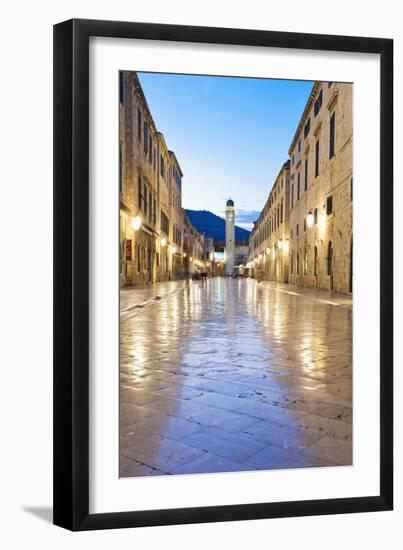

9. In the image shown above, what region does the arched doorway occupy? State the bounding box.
[327,241,334,291]
[349,239,353,293]
[313,245,318,288]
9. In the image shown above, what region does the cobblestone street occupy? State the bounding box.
[120,277,352,477]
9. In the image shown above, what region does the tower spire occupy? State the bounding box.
[225,198,235,276]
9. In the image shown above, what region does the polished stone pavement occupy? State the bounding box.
[120,277,352,477]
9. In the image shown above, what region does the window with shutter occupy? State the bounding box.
[304,118,311,138]
[329,112,336,159]
[326,195,333,215]
[119,72,124,105]
[119,142,123,193]
[144,184,148,216]
[314,90,323,116]
[137,109,142,141]
[297,173,300,200]
[144,122,148,154]
[304,158,308,190]
[137,176,142,210]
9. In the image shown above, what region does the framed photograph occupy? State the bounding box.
[53,19,393,530]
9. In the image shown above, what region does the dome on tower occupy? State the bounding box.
[226,198,234,207]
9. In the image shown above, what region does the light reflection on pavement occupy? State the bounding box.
[120,277,352,476]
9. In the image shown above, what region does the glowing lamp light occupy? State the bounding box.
[190,257,193,262]
[172,246,177,255]
[278,240,283,250]
[266,248,271,255]
[131,216,142,230]
[161,237,167,247]
[183,252,187,258]
[306,211,314,228]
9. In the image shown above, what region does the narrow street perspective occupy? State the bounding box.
[119,72,353,478]
[120,277,352,476]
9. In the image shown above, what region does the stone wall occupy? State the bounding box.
[249,82,352,295]
[248,161,291,283]
[288,82,353,294]
[119,72,204,287]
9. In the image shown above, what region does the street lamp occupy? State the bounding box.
[306,211,314,228]
[183,252,187,258]
[131,216,141,230]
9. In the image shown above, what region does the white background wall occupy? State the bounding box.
[0,1,400,547]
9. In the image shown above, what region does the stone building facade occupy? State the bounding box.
[119,71,159,287]
[119,71,205,287]
[169,151,184,280]
[182,211,205,275]
[248,82,352,294]
[248,161,291,283]
[287,82,353,293]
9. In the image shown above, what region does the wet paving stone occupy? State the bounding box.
[181,426,267,462]
[121,431,205,473]
[300,435,353,465]
[243,445,337,470]
[132,414,203,441]
[241,419,323,450]
[120,278,352,477]
[170,452,254,475]
[120,455,164,477]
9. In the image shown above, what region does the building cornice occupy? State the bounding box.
[132,73,158,134]
[260,160,290,218]
[313,121,322,137]
[120,196,132,213]
[157,131,169,156]
[168,151,184,177]
[327,90,339,112]
[288,82,320,155]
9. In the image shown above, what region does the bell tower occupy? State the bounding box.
[225,198,235,276]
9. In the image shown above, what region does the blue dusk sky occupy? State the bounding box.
[138,72,313,230]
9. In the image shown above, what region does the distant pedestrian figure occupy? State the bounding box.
[201,270,208,282]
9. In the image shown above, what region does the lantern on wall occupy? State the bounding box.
[131,216,141,230]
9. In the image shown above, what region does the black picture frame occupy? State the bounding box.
[53,18,393,531]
